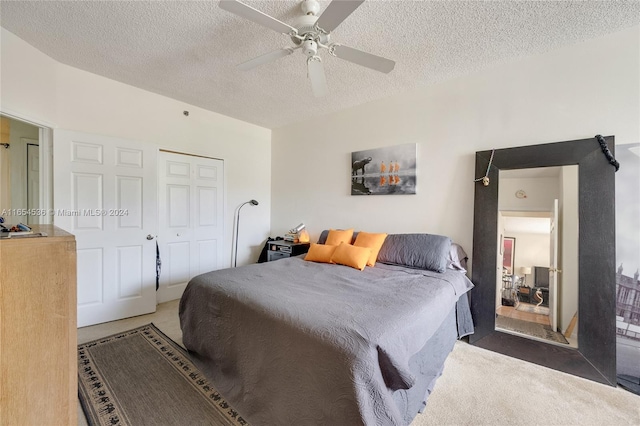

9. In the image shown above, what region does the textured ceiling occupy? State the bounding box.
[1,1,639,129]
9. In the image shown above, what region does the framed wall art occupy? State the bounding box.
[502,237,515,274]
[351,143,416,195]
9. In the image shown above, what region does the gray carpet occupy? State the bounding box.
[78,323,248,426]
[496,315,569,344]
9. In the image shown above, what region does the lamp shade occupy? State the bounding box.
[520,266,532,275]
[298,229,310,243]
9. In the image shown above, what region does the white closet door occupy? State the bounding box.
[53,130,158,327]
[157,151,224,303]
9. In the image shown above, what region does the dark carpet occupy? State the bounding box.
[78,323,249,426]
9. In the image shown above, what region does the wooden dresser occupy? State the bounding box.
[0,225,77,425]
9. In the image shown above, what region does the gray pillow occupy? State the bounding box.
[377,233,452,273]
[449,243,468,272]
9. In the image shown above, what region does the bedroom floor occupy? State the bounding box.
[496,305,550,325]
[77,299,183,347]
[495,304,578,347]
[77,300,639,426]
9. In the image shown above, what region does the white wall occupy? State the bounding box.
[0,28,271,266]
[506,232,551,277]
[272,26,640,265]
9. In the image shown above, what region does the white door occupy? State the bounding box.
[549,199,559,331]
[0,143,9,210]
[157,151,224,303]
[26,143,39,221]
[497,212,506,309]
[53,130,158,327]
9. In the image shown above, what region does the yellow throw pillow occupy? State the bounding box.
[330,242,372,271]
[354,231,388,267]
[304,243,337,264]
[325,228,354,246]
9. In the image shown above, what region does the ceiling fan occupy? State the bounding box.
[219,0,395,97]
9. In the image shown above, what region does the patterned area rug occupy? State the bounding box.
[516,303,550,315]
[78,324,249,426]
[496,315,569,345]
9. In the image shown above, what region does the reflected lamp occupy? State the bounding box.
[519,266,532,286]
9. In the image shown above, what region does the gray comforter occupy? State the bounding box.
[180,256,473,425]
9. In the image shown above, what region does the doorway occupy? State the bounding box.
[0,114,52,225]
[496,212,568,344]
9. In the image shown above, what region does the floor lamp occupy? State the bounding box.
[233,199,258,267]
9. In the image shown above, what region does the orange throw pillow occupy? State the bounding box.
[330,242,372,271]
[304,244,337,264]
[354,232,388,267]
[325,228,354,246]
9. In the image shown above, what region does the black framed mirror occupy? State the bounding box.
[469,136,617,386]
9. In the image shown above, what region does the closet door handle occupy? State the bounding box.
[146,234,155,240]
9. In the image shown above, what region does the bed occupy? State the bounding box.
[179,232,474,425]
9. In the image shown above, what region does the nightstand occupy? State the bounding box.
[267,240,310,262]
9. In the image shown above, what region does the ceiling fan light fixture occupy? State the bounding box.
[302,38,318,56]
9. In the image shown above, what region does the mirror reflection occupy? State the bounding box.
[495,166,579,348]
[0,115,41,225]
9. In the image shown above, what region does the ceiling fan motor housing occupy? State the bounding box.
[290,14,330,47]
[301,0,320,16]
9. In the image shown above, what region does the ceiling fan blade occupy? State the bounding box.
[238,48,295,71]
[315,0,365,33]
[219,0,297,35]
[331,44,395,73]
[307,56,328,98]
